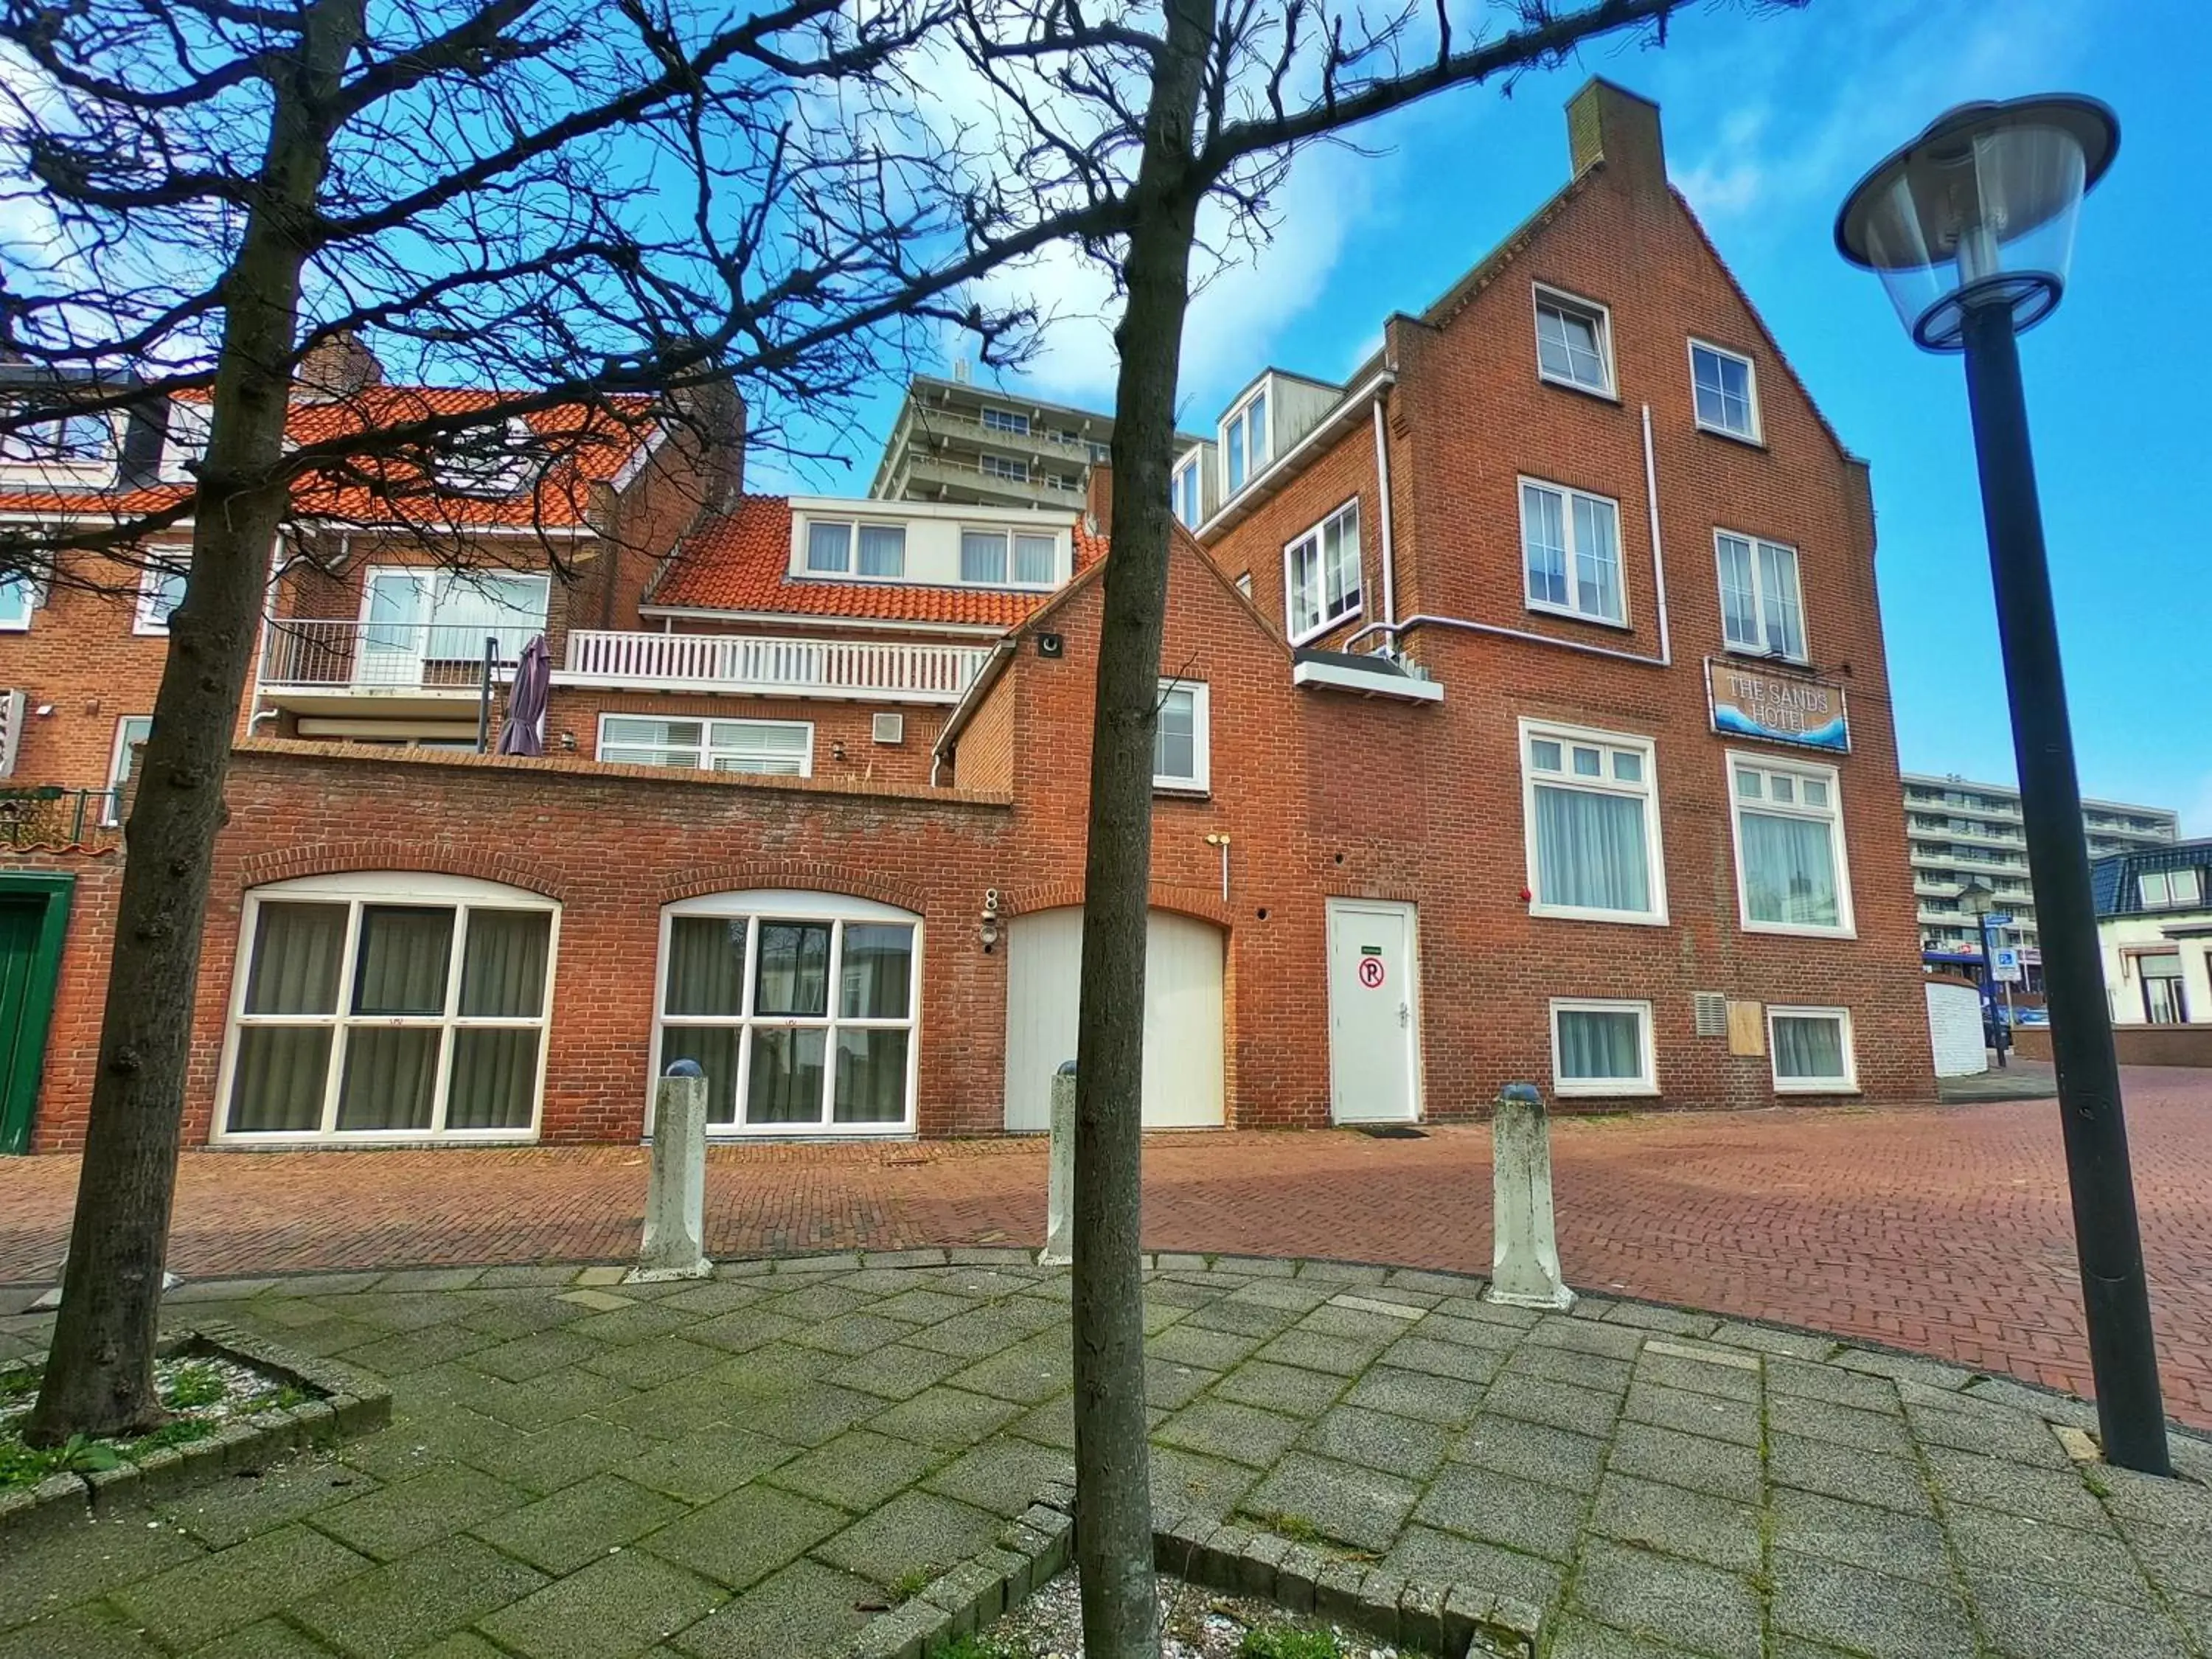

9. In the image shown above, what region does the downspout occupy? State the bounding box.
[1641,403,1672,667]
[1371,398,1397,630]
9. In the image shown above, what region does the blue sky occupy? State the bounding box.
[805,0,2211,829]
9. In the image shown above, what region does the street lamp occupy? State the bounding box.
[1956,879,2008,1068]
[1839,96,2168,1475]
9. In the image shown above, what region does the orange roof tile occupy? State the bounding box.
[650,495,1107,627]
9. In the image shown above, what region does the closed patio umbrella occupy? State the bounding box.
[495,633,552,757]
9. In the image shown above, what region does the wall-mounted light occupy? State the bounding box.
[981,887,1001,953]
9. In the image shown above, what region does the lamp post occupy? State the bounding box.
[1838,97,2167,1474]
[1957,878,2010,1068]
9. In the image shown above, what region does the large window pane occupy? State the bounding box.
[1013,534,1056,585]
[226,1028,332,1133]
[460,910,551,1018]
[840,925,914,1018]
[806,521,852,572]
[1757,542,1803,658]
[746,1027,825,1124]
[1534,785,1649,913]
[754,922,830,1016]
[663,1026,741,1124]
[666,917,746,1015]
[1717,535,1759,649]
[352,906,453,1015]
[1558,1009,1641,1079]
[1573,495,1621,621]
[1155,689,1196,783]
[960,532,1008,584]
[857,524,905,578]
[243,902,346,1015]
[1742,811,1840,927]
[448,1028,540,1129]
[336,1027,441,1130]
[835,1029,908,1123]
[1523,485,1568,609]
[1773,1015,1845,1082]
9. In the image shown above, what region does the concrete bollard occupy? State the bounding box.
[1484,1082,1575,1311]
[1039,1061,1077,1266]
[631,1060,712,1281]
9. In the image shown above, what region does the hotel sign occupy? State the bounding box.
[1705,659,1851,754]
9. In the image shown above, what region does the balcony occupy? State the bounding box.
[258,619,535,718]
[890,452,1088,509]
[557,630,992,704]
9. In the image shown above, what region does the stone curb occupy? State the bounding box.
[838,1481,1075,1659]
[0,1320,390,1542]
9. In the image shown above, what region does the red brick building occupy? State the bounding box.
[1,79,1933,1154]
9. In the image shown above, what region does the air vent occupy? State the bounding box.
[0,689,24,777]
[872,712,905,746]
[1693,992,1728,1038]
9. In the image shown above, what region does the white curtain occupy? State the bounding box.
[838,925,913,1019]
[228,902,347,1133]
[1536,785,1649,912]
[1773,1015,1844,1080]
[835,1030,908,1122]
[1742,813,1839,926]
[1559,1009,1640,1079]
[665,917,745,1016]
[858,525,905,577]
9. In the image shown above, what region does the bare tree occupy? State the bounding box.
[0,0,1096,1444]
[922,1,1785,1651]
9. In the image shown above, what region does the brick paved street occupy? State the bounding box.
[4,1066,2210,1428]
[4,1255,2209,1658]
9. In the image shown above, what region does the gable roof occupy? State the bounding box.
[2093,840,2212,919]
[647,495,1109,627]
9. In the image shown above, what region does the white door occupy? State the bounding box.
[1327,899,1419,1123]
[1004,907,1225,1130]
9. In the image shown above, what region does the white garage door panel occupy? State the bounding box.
[1004,907,1225,1131]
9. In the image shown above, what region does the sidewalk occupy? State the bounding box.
[4,1252,2208,1658]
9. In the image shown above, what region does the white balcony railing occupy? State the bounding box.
[260,619,540,691]
[560,630,992,704]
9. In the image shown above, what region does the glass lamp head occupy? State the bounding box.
[1958,880,1996,919]
[1836,95,2118,351]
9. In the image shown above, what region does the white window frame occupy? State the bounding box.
[980,406,1029,437]
[212,872,559,1145]
[651,889,922,1138]
[1153,679,1211,795]
[0,571,39,632]
[595,714,813,776]
[959,528,1060,589]
[1282,498,1363,644]
[1767,1006,1857,1094]
[135,559,187,635]
[1520,718,1668,927]
[2140,869,2203,909]
[979,453,1029,483]
[1688,338,1761,443]
[1549,998,1657,1097]
[0,403,119,470]
[1172,453,1203,529]
[103,714,152,827]
[1714,529,1807,663]
[1532,285,1616,398]
[437,416,536,498]
[799,518,908,581]
[1220,384,1271,498]
[159,398,212,482]
[1519,477,1627,627]
[1726,750,1856,938]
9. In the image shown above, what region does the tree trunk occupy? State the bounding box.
[1070,3,1211,1653]
[24,0,361,1445]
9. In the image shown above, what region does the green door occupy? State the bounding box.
[0,874,74,1155]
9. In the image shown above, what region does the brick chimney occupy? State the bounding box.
[1566,79,1666,201]
[672,378,747,515]
[1085,461,1113,540]
[293,330,383,402]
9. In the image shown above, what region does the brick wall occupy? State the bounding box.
[0,547,184,793]
[544,689,947,790]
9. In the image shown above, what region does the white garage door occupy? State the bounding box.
[1004,906,1225,1131]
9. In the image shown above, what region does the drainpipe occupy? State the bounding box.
[1371,399,1397,630]
[1641,403,1672,668]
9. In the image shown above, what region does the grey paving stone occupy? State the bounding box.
[1630,1350,1762,1404]
[866,1385,1024,1450]
[1342,1365,1486,1427]
[1767,1392,1916,1455]
[1379,1526,1564,1613]
[1229,1280,1344,1313]
[1150,1443,1262,1523]
[624,1429,798,1504]
[1599,1304,1722,1340]
[919,1434,1073,1517]
[350,1320,501,1374]
[646,1279,766,1313]
[1525,1316,1645,1361]
[1832,1348,1976,1393]
[742,1381,882,1449]
[578,1335,726,1389]
[812,1342,970,1402]
[1543,1613,1715,1658]
[950,1336,1073,1406]
[1771,1551,1978,1659]
[1453,1413,1609,1495]
[466,1366,640,1433]
[1767,1434,1935,1517]
[1147,1321,1266,1371]
[477,1547,724,1659]
[678,1310,806,1356]
[1297,1261,1392,1286]
[1376,1335,1507,1386]
[1967,1569,2195,1659]
[470,1474,690,1575]
[1009,1393,1077,1449]
[1956,1376,2099,1430]
[811,1490,1002,1587]
[293,1532,547,1657]
[2116,1517,2212,1600]
[189,1615,347,1658]
[1590,1471,1761,1574]
[1481,1372,1623,1439]
[1604,1420,1761,1504]
[1297,1404,1452,1482]
[1144,1356,1221,1411]
[1504,1343,1634,1396]
[453,1413,661,1497]
[787,1313,921,1360]
[1431,1295,1540,1331]
[858,1288,975,1326]
[0,1512,206,1635]
[759,1284,880,1322]
[642,1482,849,1591]
[764,1429,940,1513]
[1947,1500,2154,1604]
[1415,1462,1585,1561]
[1767,1357,1904,1413]
[2095,1463,2212,1532]
[1621,1380,1760,1447]
[1904,1400,2072,1467]
[904,1307,1048,1361]
[309,1464,528,1561]
[1770,1486,1953,1584]
[1296,1303,1427,1344]
[1155,1397,1309,1469]
[1419,1313,1528,1353]
[466,1330,606,1384]
[111,1526,372,1651]
[1241,1451,1422,1553]
[0,1601,177,1658]
[1922,1446,2107,1529]
[1253,1329,1391,1377]
[668,1557,880,1659]
[1569,1538,1761,1659]
[1180,1298,1304,1340]
[2174,1593,2212,1652]
[1706,1321,1837,1362]
[1209,1359,1350,1418]
[155,1457,374,1549]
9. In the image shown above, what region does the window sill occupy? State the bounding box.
[133,624,173,638]
[1525,599,1632,633]
[1695,420,1766,451]
[1773,1083,1860,1097]
[1553,1081,1660,1098]
[1719,645,1814,671]
[1537,372,1621,406]
[1288,611,1363,650]
[1529,905,1671,928]
[1153,783,1211,801]
[1740,920,1858,941]
[209,1132,540,1149]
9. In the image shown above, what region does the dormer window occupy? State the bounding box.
[959,528,1057,588]
[1172,453,1203,529]
[1222,387,1269,496]
[437,416,535,496]
[806,519,906,579]
[1534,287,1614,397]
[2140,869,2203,910]
[161,398,213,481]
[1,401,116,467]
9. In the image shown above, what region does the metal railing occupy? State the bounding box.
[563,631,992,703]
[0,785,123,846]
[260,619,540,691]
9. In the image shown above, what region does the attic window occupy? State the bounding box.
[161,398,212,481]
[1,400,115,467]
[437,416,536,496]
